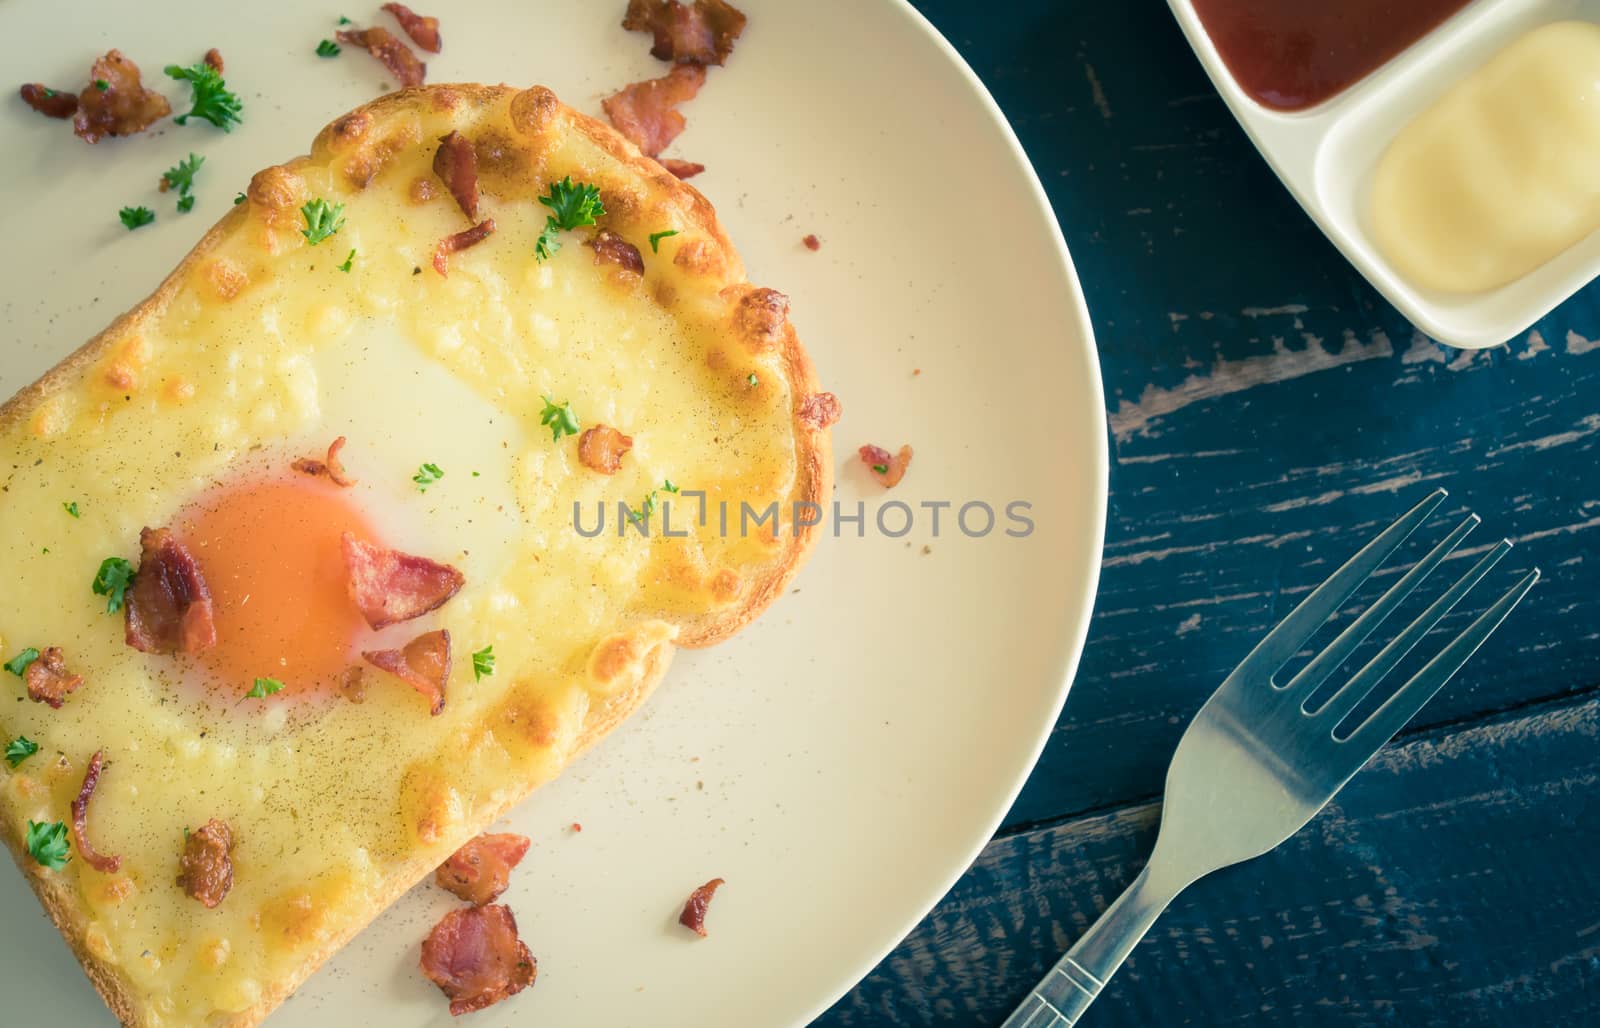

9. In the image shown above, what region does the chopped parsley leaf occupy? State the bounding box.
[165,62,243,131]
[246,677,285,699]
[535,217,563,262]
[119,206,155,231]
[872,463,889,474]
[662,479,680,494]
[472,645,495,681]
[92,557,135,614]
[413,463,444,491]
[25,820,69,870]
[648,229,679,253]
[4,648,40,678]
[337,248,355,272]
[233,192,246,205]
[177,194,196,213]
[747,373,758,387]
[162,152,205,197]
[63,501,80,518]
[338,14,353,24]
[534,178,604,261]
[4,736,39,768]
[300,198,346,245]
[316,39,342,58]
[93,79,109,92]
[538,395,579,441]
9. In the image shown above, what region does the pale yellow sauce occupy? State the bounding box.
[1370,20,1600,294]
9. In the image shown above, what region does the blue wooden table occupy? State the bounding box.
[820,2,1600,1025]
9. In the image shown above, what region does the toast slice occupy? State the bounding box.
[0,84,832,1025]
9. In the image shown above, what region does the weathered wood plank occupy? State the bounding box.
[819,694,1600,1026]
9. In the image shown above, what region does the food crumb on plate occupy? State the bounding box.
[802,234,821,251]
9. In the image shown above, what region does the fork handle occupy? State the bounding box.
[998,860,1185,1027]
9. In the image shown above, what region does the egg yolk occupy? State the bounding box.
[177,476,376,697]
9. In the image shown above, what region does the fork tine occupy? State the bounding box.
[1344,566,1539,749]
[1238,489,1447,676]
[1315,540,1512,727]
[1284,513,1479,702]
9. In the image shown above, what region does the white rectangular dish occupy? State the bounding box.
[1167,0,1600,350]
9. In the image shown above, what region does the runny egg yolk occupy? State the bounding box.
[177,476,376,697]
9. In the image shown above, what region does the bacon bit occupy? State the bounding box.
[432,131,479,219]
[437,833,531,906]
[342,533,465,629]
[678,877,725,937]
[797,392,842,431]
[623,0,747,66]
[659,157,705,180]
[24,647,82,708]
[860,443,914,488]
[337,27,427,88]
[19,84,78,119]
[71,750,121,874]
[203,48,225,73]
[577,425,634,475]
[340,666,368,703]
[585,229,645,276]
[293,436,357,487]
[601,64,706,157]
[433,218,496,277]
[570,822,583,833]
[126,527,218,655]
[176,819,234,908]
[73,50,172,144]
[803,234,822,251]
[382,3,443,53]
[421,904,537,1015]
[364,629,451,715]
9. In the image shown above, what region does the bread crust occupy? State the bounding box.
[0,84,830,1027]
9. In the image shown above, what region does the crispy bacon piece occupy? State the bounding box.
[126,527,218,655]
[859,443,913,488]
[432,218,496,277]
[660,157,705,180]
[678,877,725,937]
[203,48,225,73]
[340,665,368,703]
[601,64,706,157]
[585,230,645,276]
[71,750,121,874]
[24,647,82,709]
[420,904,537,1015]
[437,833,531,906]
[20,84,78,119]
[803,234,821,251]
[292,435,356,487]
[342,533,465,630]
[364,629,451,715]
[577,425,634,475]
[623,0,747,66]
[798,392,843,431]
[382,3,443,53]
[337,27,427,88]
[176,819,234,908]
[432,131,479,219]
[72,50,171,143]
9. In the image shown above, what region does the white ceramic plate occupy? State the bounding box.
[0,2,1107,1024]
[1168,0,1600,350]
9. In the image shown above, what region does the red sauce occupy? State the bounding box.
[1191,0,1475,111]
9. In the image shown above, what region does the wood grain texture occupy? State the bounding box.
[823,696,1600,1026]
[823,0,1600,1024]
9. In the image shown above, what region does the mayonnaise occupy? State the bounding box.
[1370,21,1600,295]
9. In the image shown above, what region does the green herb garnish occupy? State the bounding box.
[538,395,580,441]
[25,820,69,870]
[92,557,135,614]
[316,39,342,58]
[534,178,605,262]
[63,501,79,518]
[472,645,494,681]
[648,229,678,253]
[747,373,758,387]
[119,206,155,231]
[413,463,444,491]
[162,152,205,196]
[165,62,243,131]
[300,198,346,245]
[233,192,246,205]
[245,677,285,699]
[337,248,355,272]
[872,463,889,474]
[93,79,109,92]
[4,649,40,678]
[4,736,39,768]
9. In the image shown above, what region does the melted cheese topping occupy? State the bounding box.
[0,91,808,1024]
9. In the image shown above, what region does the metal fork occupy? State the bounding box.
[1000,489,1539,1028]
